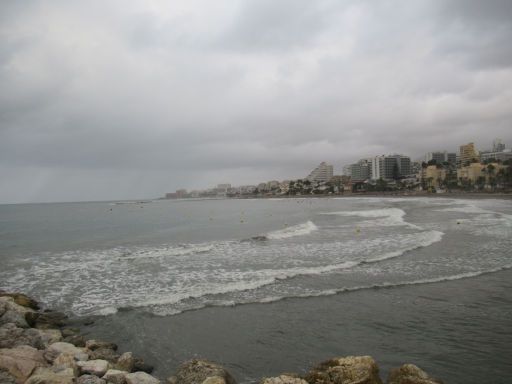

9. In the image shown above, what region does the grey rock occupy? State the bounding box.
[77,360,110,377]
[33,311,68,329]
[86,340,118,351]
[47,342,84,358]
[125,371,160,384]
[61,328,80,338]
[387,364,442,384]
[168,359,236,384]
[305,356,383,384]
[89,348,120,363]
[0,310,29,328]
[116,352,135,373]
[0,292,40,310]
[0,301,8,317]
[102,369,129,384]
[0,323,43,349]
[261,375,308,384]
[133,358,154,374]
[64,334,86,347]
[77,374,107,384]
[0,345,48,383]
[0,368,17,384]
[25,367,75,384]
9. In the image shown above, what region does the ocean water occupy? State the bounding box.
[1,197,511,383]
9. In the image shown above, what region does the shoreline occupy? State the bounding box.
[0,291,445,384]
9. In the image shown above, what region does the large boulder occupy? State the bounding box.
[0,292,40,310]
[53,353,79,376]
[0,367,17,384]
[25,367,75,384]
[261,375,309,384]
[116,352,136,373]
[133,357,154,374]
[0,296,36,319]
[86,340,118,351]
[167,359,236,384]
[77,374,107,384]
[38,329,63,347]
[305,356,383,384]
[0,323,44,349]
[89,347,120,363]
[126,371,160,384]
[47,342,85,359]
[387,364,442,384]
[0,310,30,328]
[102,369,129,384]
[30,311,68,329]
[0,345,48,383]
[77,359,110,377]
[63,334,86,347]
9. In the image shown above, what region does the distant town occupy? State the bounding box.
[164,139,512,199]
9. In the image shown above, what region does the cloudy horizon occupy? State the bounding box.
[1,0,512,203]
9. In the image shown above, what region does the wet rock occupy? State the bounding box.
[116,352,135,373]
[89,348,120,363]
[77,374,107,384]
[38,329,63,347]
[0,345,48,383]
[0,292,40,310]
[168,359,236,384]
[103,369,129,384]
[0,323,43,349]
[25,367,75,384]
[125,371,160,384]
[33,312,68,329]
[53,353,79,376]
[0,301,7,317]
[133,358,154,374]
[261,375,309,384]
[61,328,80,338]
[45,342,88,363]
[77,359,110,377]
[0,297,36,318]
[63,334,86,347]
[86,340,118,351]
[0,310,29,328]
[305,356,383,384]
[0,367,17,384]
[387,364,442,384]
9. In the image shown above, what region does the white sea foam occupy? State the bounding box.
[266,220,318,239]
[322,208,421,229]
[120,243,216,260]
[247,264,512,305]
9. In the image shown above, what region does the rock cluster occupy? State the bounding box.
[0,292,156,384]
[0,292,444,384]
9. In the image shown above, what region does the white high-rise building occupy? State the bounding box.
[370,154,411,180]
[306,162,334,182]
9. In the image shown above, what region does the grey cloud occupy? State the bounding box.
[1,1,512,203]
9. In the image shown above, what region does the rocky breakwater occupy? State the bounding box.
[0,292,156,384]
[0,292,444,384]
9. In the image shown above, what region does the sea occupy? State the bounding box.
[1,196,511,383]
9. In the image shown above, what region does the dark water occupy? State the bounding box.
[1,197,511,383]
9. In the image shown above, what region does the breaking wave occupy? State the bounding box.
[321,208,421,229]
[265,221,318,240]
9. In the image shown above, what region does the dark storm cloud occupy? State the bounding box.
[1,0,512,203]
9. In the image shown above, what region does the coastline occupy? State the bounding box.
[0,291,445,384]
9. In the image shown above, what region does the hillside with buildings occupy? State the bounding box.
[165,139,512,198]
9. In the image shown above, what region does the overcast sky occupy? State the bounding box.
[1,1,512,203]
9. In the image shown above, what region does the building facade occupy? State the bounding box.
[459,142,479,166]
[371,154,411,180]
[307,162,334,182]
[425,151,457,164]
